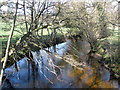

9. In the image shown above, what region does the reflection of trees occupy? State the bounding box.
[68,67,115,88]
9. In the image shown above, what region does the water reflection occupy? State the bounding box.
[3,40,119,88]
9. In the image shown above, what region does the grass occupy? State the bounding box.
[0,19,24,57]
[107,28,119,45]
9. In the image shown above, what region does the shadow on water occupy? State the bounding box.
[3,40,120,88]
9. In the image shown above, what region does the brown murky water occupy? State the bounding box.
[3,40,120,88]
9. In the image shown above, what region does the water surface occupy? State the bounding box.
[3,40,120,88]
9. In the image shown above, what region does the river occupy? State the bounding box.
[3,40,120,88]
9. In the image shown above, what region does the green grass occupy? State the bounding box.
[36,27,69,36]
[0,19,23,57]
[107,28,119,45]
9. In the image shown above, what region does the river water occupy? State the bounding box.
[3,40,120,88]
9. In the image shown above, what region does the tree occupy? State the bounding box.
[0,0,18,88]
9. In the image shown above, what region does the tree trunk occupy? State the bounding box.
[0,0,18,88]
